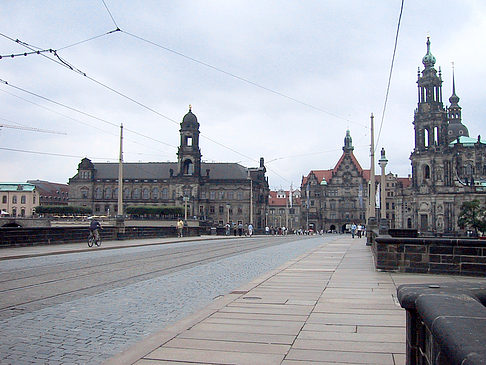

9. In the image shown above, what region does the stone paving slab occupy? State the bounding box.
[104,236,486,365]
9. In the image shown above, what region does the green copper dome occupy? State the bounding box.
[422,37,436,68]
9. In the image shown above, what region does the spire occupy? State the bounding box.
[449,62,460,105]
[422,36,436,68]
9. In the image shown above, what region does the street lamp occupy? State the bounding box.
[378,148,388,220]
[226,203,230,224]
[183,196,189,221]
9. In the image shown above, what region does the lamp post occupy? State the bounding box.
[226,203,230,224]
[183,196,189,221]
[378,148,388,220]
[378,148,389,235]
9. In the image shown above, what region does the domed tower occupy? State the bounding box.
[410,37,449,189]
[413,37,448,151]
[177,105,201,177]
[446,66,469,142]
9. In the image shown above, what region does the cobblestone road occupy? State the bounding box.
[0,235,331,364]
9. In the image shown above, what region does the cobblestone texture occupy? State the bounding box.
[0,236,329,364]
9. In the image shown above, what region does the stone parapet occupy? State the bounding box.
[373,236,486,276]
[398,283,486,365]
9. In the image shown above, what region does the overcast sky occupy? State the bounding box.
[1,1,485,190]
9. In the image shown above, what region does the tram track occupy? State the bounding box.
[0,236,305,317]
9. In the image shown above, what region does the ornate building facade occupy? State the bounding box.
[68,107,269,229]
[301,38,485,236]
[395,38,486,235]
[268,189,301,231]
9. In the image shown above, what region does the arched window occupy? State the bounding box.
[94,188,102,199]
[152,187,159,200]
[424,165,430,179]
[161,188,168,200]
[113,188,118,199]
[424,129,430,147]
[12,196,17,204]
[21,195,26,204]
[183,159,194,175]
[407,218,412,228]
[123,188,131,199]
[12,207,17,217]
[21,208,26,217]
[434,126,439,145]
[142,188,149,199]
[133,188,140,199]
[104,187,112,199]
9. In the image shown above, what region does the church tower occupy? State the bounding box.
[177,105,202,177]
[410,37,449,189]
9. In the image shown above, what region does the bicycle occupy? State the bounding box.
[88,230,101,247]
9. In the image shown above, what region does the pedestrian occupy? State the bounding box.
[351,223,357,238]
[225,222,231,236]
[248,223,253,237]
[357,224,362,238]
[238,222,243,236]
[177,218,184,237]
[265,226,269,235]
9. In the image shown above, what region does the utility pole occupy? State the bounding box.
[116,124,125,234]
[249,173,253,225]
[367,113,377,245]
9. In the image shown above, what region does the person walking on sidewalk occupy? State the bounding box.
[248,223,253,237]
[351,223,357,238]
[177,219,184,237]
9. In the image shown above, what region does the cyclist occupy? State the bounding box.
[89,218,102,242]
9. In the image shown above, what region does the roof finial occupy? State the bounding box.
[452,62,456,95]
[189,104,192,112]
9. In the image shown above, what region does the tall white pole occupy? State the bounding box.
[250,178,253,224]
[117,124,123,217]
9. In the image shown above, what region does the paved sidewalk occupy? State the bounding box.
[104,236,486,365]
[0,235,233,261]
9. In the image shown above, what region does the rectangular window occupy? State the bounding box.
[219,191,224,200]
[310,200,314,206]
[21,195,26,204]
[200,192,207,199]
[2,195,6,204]
[227,192,234,200]
[199,205,204,213]
[237,191,243,200]
[219,205,224,214]
[209,206,215,213]
[210,191,215,200]
[12,196,17,204]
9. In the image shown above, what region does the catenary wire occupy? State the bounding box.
[375,0,404,150]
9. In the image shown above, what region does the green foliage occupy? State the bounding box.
[125,206,184,217]
[34,205,93,215]
[457,200,486,235]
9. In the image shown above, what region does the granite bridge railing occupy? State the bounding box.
[398,282,486,365]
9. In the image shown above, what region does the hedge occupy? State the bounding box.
[125,206,184,216]
[34,206,93,215]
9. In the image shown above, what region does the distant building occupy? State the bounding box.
[0,183,39,217]
[300,130,400,232]
[68,107,269,228]
[268,189,301,230]
[27,180,69,206]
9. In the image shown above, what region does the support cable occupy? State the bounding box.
[375,0,405,150]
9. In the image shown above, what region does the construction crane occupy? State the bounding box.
[0,123,66,135]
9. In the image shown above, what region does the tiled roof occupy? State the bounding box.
[84,162,250,180]
[269,191,301,207]
[0,183,36,192]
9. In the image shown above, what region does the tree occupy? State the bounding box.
[457,200,486,236]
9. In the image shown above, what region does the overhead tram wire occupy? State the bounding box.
[0,146,115,160]
[0,79,177,149]
[121,30,365,129]
[375,0,404,150]
[93,0,362,128]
